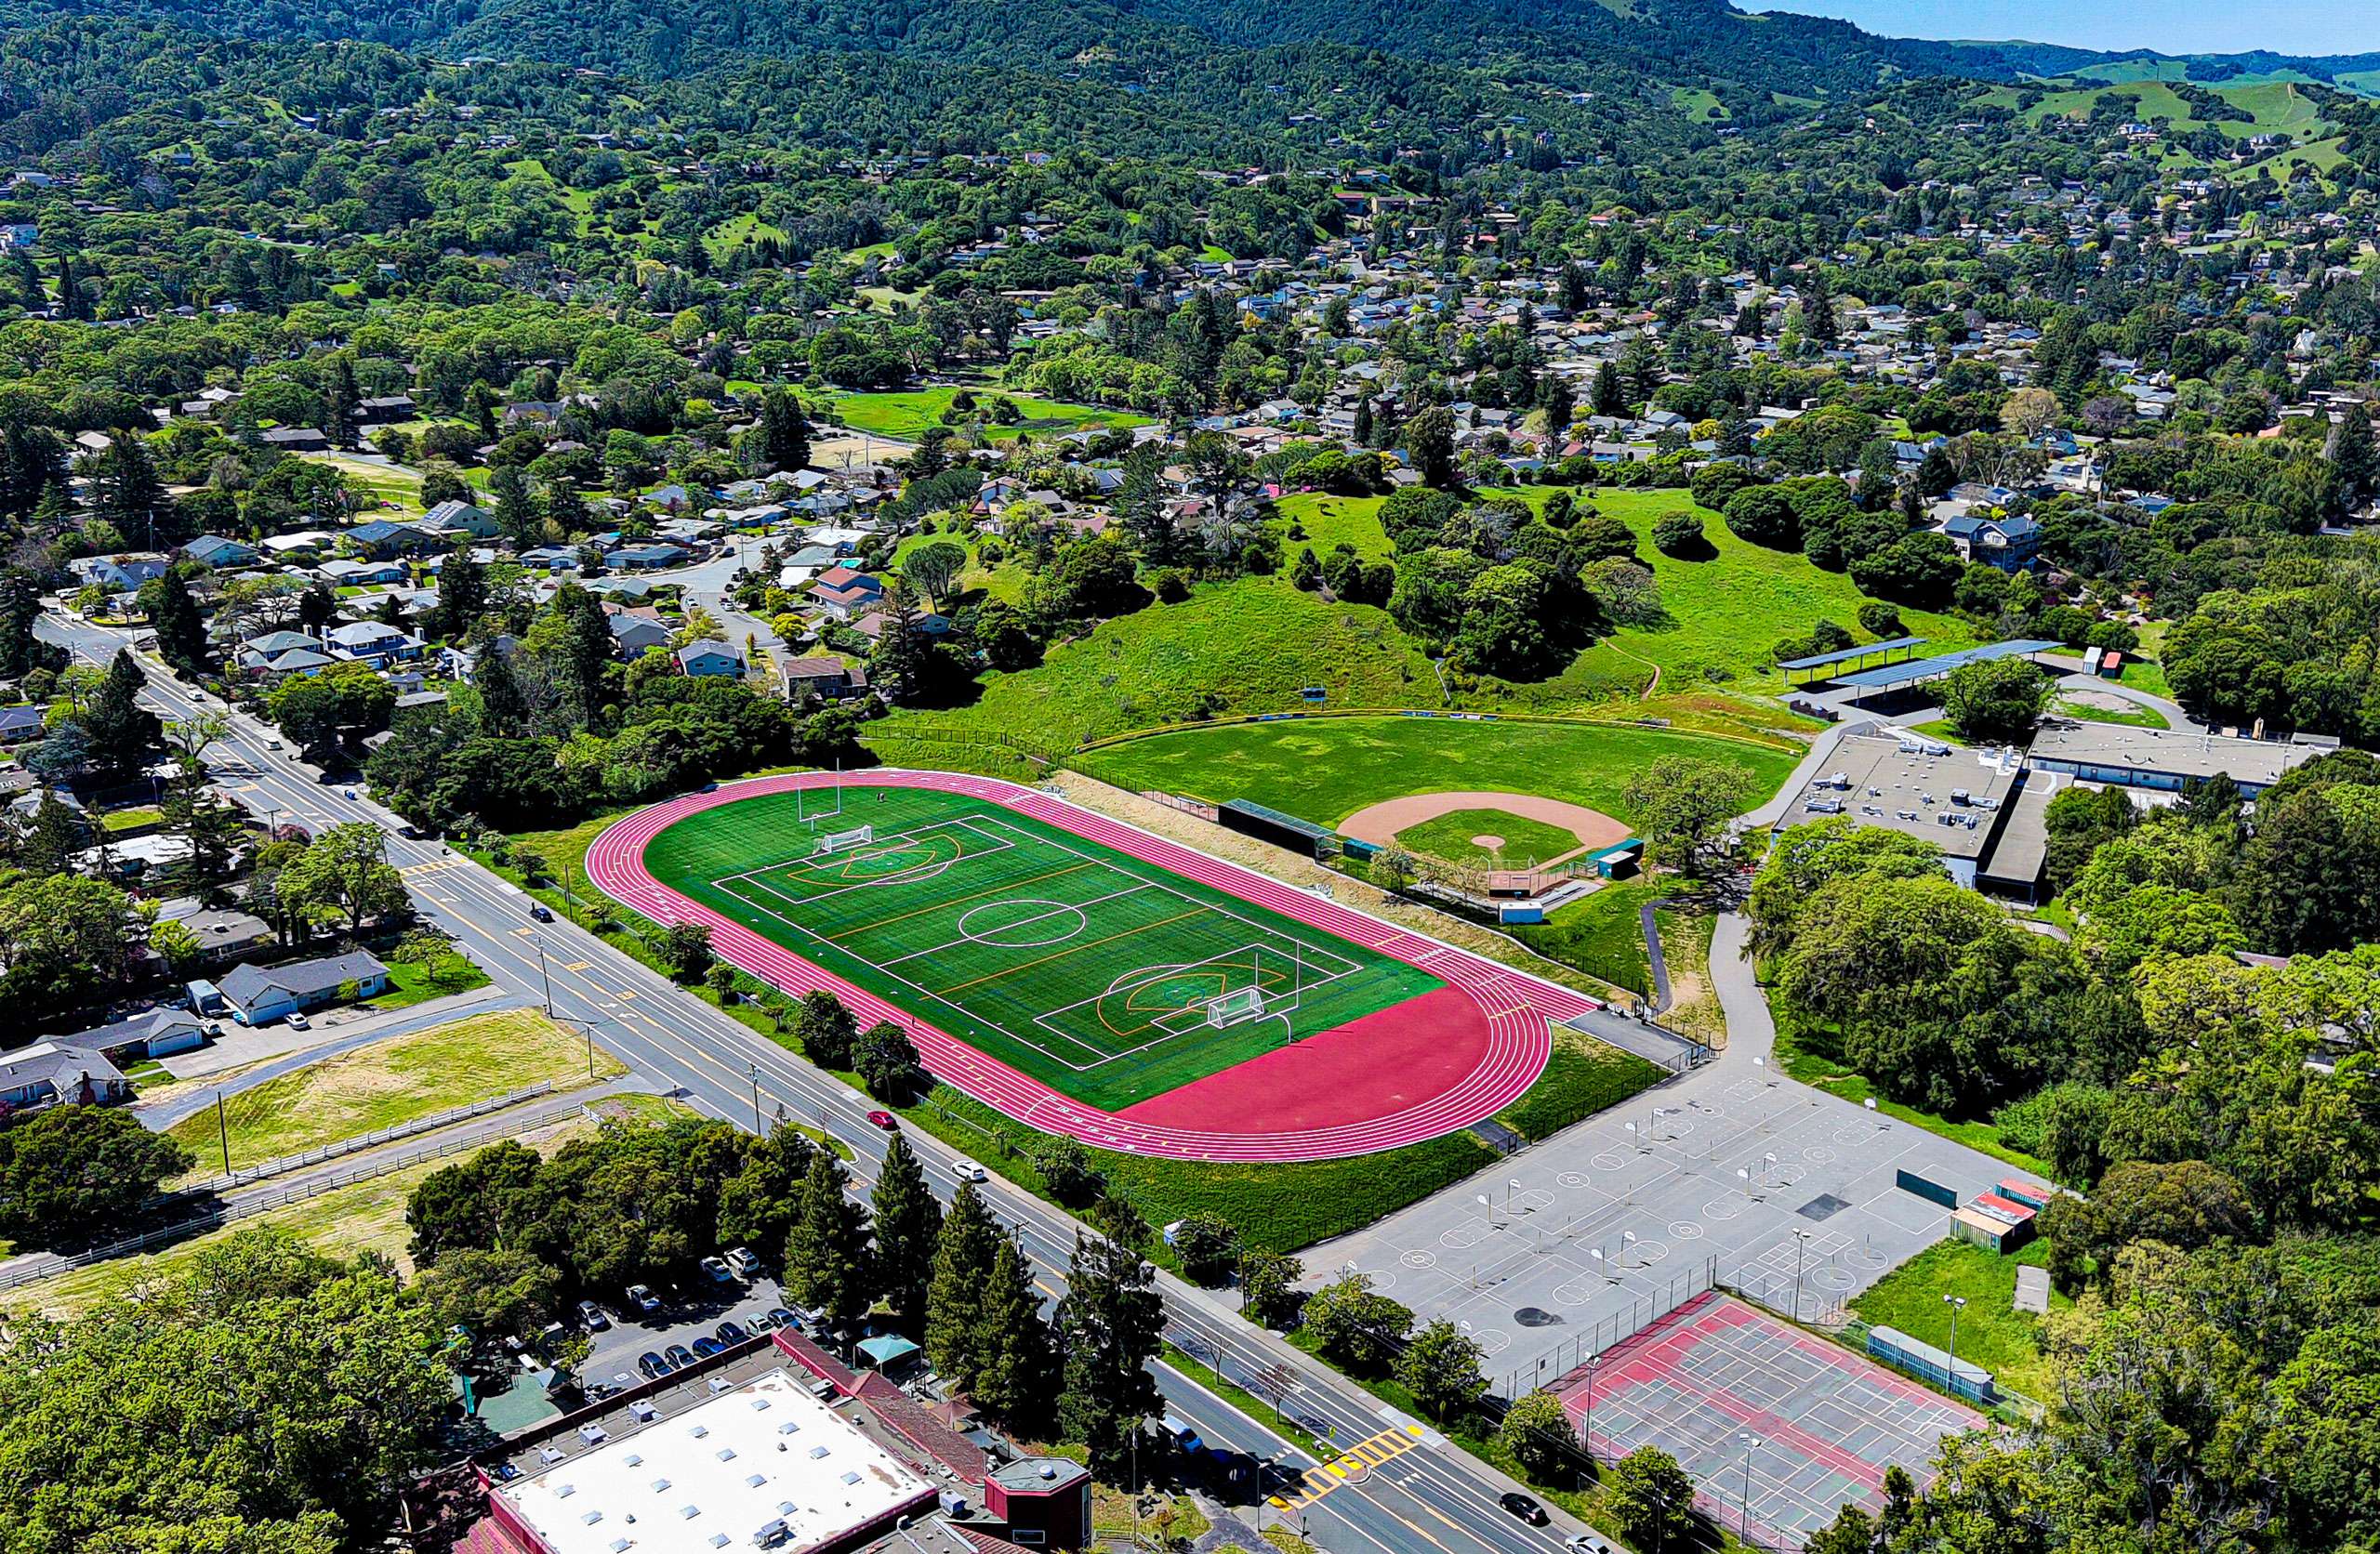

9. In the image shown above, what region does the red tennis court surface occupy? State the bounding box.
[587,770,1583,1162]
[1555,1293,1982,1547]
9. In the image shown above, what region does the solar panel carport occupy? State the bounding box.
[1777,636,1927,685]
[1831,639,2061,693]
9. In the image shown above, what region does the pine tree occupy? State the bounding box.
[1352,395,1374,447]
[323,355,360,450]
[781,1148,874,1335]
[149,572,207,676]
[2330,404,2378,503]
[970,1235,1053,1428]
[869,1133,942,1325]
[437,547,488,642]
[1055,1228,1165,1479]
[924,1184,1000,1389]
[1592,361,1624,417]
[0,417,61,517]
[79,650,160,775]
[488,465,537,545]
[98,435,167,548]
[475,646,529,728]
[757,387,811,473]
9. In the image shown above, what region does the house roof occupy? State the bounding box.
[0,1040,126,1099]
[218,950,389,1011]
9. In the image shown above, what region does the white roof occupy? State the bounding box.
[498,1368,932,1554]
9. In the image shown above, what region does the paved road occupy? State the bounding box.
[37,612,1586,1554]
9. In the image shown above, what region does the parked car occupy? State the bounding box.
[577,1300,610,1331]
[699,1256,735,1284]
[529,903,554,923]
[626,1284,661,1313]
[766,1307,800,1331]
[636,1350,671,1379]
[1498,1493,1547,1527]
[664,1343,696,1369]
[691,1337,727,1358]
[716,1320,749,1345]
[284,1012,311,1031]
[951,1158,988,1183]
[724,1246,762,1278]
[865,1110,898,1130]
[1567,1535,1618,1554]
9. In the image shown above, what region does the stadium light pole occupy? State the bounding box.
[1739,1433,1762,1539]
[1792,1228,1813,1321]
[1944,1295,1967,1381]
[1582,1352,1602,1455]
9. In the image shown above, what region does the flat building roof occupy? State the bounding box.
[2025,719,2319,789]
[496,1367,935,1554]
[1778,731,2022,862]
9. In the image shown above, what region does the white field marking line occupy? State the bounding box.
[1024,938,1368,1073]
[874,880,1155,967]
[713,799,1379,1078]
[961,808,1373,981]
[715,813,1017,903]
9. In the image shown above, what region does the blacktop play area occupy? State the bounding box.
[1305,994,2024,1547]
[1560,1292,1983,1547]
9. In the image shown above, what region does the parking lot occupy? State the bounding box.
[575,1267,797,1389]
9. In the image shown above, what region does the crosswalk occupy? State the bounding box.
[400,857,473,877]
[1267,1424,1429,1509]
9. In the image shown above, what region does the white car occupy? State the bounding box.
[284,1012,311,1030]
[699,1256,735,1285]
[951,1158,988,1183]
[724,1246,762,1278]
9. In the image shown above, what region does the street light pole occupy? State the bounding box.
[532,932,552,1016]
[1740,1433,1762,1540]
[1792,1228,1812,1321]
[749,1061,762,1132]
[1945,1295,1967,1386]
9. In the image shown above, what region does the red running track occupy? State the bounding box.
[584,770,1589,1163]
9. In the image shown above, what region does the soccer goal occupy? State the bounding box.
[1198,942,1308,1028]
[814,823,875,856]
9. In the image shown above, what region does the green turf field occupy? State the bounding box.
[641,786,1438,1111]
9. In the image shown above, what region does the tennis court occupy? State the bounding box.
[1559,1293,1982,1547]
[640,784,1441,1111]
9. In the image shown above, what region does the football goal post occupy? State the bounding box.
[814,823,874,856]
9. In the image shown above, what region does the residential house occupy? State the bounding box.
[346,520,443,560]
[608,542,690,571]
[0,1042,130,1112]
[420,499,501,540]
[607,612,673,658]
[675,639,744,678]
[70,1007,210,1063]
[218,949,390,1026]
[324,620,425,665]
[1939,512,2042,572]
[183,534,261,569]
[318,558,409,586]
[0,705,45,744]
[70,553,170,594]
[778,656,869,702]
[257,426,332,453]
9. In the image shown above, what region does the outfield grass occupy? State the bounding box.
[825,387,1151,443]
[1851,1239,2067,1401]
[1394,807,1584,869]
[1075,714,1798,829]
[166,1009,625,1174]
[641,785,1439,1110]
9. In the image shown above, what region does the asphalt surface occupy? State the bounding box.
[38,612,1587,1554]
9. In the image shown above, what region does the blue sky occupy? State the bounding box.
[1753,1,2379,57]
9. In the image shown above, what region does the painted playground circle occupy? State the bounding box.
[583,770,1589,1163]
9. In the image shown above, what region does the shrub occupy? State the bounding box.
[1722,484,1801,548]
[1651,510,1706,556]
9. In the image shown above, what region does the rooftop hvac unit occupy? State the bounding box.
[1805,798,1845,813]
[751,1520,790,1548]
[1950,788,1971,805]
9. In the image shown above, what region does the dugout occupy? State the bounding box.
[1217,798,1339,860]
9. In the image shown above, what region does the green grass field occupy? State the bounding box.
[1076,714,1798,830]
[1851,1239,2067,1401]
[640,785,1439,1111]
[166,1009,623,1176]
[825,387,1151,444]
[1394,807,1585,869]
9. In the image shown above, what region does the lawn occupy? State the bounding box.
[638,785,1440,1111]
[1851,1239,2067,1402]
[871,577,1439,759]
[1394,807,1585,869]
[1505,879,1663,996]
[365,951,494,1009]
[1275,493,1395,561]
[166,1008,626,1175]
[2118,657,2174,701]
[99,805,165,833]
[1075,713,1799,830]
[302,453,425,518]
[2050,694,2167,731]
[824,387,1151,444]
[8,1098,692,1316]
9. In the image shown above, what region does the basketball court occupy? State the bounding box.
[1557,1293,1981,1547]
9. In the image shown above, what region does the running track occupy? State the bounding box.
[584,770,1587,1163]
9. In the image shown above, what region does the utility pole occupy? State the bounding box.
[749,1061,763,1132]
[217,1090,231,1177]
[532,932,552,1015]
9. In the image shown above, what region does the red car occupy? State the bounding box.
[866,1110,899,1130]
